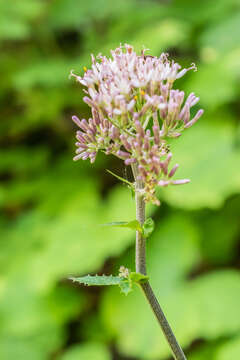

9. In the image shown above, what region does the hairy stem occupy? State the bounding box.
[131,164,187,360]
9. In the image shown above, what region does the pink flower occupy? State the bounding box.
[70,44,203,205]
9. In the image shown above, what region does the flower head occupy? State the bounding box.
[71,44,203,204]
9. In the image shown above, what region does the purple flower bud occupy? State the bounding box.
[73,151,90,161]
[89,152,97,163]
[80,119,90,132]
[83,96,97,109]
[184,109,204,128]
[70,44,203,204]
[153,125,160,145]
[73,154,84,161]
[143,137,150,151]
[120,134,132,151]
[76,147,87,154]
[127,99,135,111]
[117,150,130,159]
[172,179,190,185]
[158,180,170,187]
[138,165,148,178]
[152,156,160,164]
[76,133,87,143]
[75,142,87,148]
[110,126,120,140]
[160,162,168,176]
[168,164,179,178]
[92,109,100,125]
[135,120,145,138]
[81,152,90,160]
[166,152,172,164]
[125,158,136,165]
[169,132,182,138]
[72,116,82,128]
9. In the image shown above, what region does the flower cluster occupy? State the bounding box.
[70,44,203,204]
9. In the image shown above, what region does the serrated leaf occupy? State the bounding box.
[70,275,122,286]
[102,220,142,232]
[71,274,134,296]
[119,279,133,296]
[142,218,155,238]
[101,215,240,359]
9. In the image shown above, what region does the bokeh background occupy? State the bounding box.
[1,0,240,359]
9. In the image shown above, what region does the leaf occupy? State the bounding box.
[102,220,141,232]
[70,274,134,296]
[200,13,240,54]
[59,342,111,360]
[184,61,237,109]
[102,216,240,359]
[48,0,136,30]
[0,0,45,40]
[197,195,240,264]
[132,18,191,54]
[70,274,122,286]
[0,277,84,360]
[130,272,149,283]
[106,169,133,188]
[216,336,240,360]
[189,344,218,360]
[161,118,240,209]
[142,218,155,238]
[101,215,240,359]
[119,280,133,296]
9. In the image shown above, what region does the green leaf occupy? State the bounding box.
[70,274,134,296]
[59,342,111,360]
[142,218,155,238]
[161,118,240,209]
[216,336,240,360]
[119,279,133,296]
[197,195,240,264]
[48,0,136,30]
[70,274,122,286]
[102,220,142,232]
[132,19,191,55]
[0,0,45,40]
[106,169,133,188]
[200,13,240,55]
[101,215,240,359]
[130,272,149,283]
[184,61,237,109]
[189,344,218,360]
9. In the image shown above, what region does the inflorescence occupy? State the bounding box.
[70,44,203,205]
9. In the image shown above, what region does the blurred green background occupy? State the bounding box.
[1,0,240,359]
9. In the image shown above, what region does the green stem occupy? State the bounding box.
[131,164,187,360]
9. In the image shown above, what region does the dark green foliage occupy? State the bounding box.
[1,0,240,359]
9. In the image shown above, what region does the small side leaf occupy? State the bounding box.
[106,169,133,188]
[142,218,155,238]
[70,275,121,286]
[119,279,133,295]
[102,220,142,232]
[70,269,148,296]
[130,272,149,284]
[70,274,133,296]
